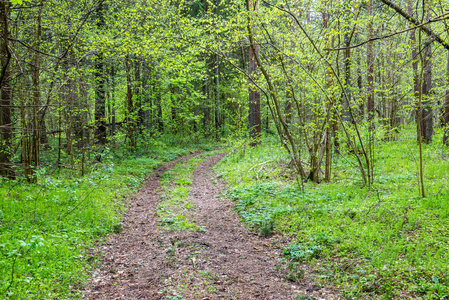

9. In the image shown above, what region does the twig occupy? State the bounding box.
[58,188,96,220]
[248,160,273,172]
[326,12,449,51]
[379,0,449,50]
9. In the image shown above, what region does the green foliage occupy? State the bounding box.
[283,243,322,262]
[216,128,449,299]
[284,261,306,282]
[0,141,190,299]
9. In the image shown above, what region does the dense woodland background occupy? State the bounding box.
[1,0,449,185]
[1,0,449,298]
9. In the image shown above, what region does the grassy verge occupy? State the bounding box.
[0,142,197,299]
[215,128,449,299]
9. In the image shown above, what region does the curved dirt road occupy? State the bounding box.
[83,153,340,299]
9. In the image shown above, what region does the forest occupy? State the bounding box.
[1,0,449,298]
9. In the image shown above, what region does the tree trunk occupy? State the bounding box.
[215,54,220,139]
[125,56,136,151]
[407,0,420,136]
[248,0,261,146]
[29,0,44,182]
[342,0,352,122]
[0,2,14,178]
[95,2,107,144]
[322,3,332,183]
[420,43,433,143]
[135,57,144,134]
[110,65,116,136]
[367,0,374,122]
[444,51,449,146]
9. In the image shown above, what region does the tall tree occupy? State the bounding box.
[125,56,136,151]
[0,1,14,178]
[408,0,420,138]
[248,0,261,146]
[95,1,107,144]
[214,54,221,139]
[342,0,352,122]
[29,0,44,181]
[366,0,374,122]
[444,52,449,145]
[419,41,433,142]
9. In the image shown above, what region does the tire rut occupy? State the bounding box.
[83,152,340,300]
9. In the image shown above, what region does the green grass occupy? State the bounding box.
[216,127,449,299]
[0,141,195,299]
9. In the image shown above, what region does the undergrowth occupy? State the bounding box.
[0,139,203,299]
[216,127,449,299]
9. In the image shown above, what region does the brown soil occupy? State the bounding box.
[83,152,342,300]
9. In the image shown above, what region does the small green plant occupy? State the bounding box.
[285,261,305,282]
[112,222,123,233]
[283,243,322,262]
[259,218,275,236]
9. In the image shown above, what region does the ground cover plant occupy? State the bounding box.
[216,127,449,299]
[0,140,200,299]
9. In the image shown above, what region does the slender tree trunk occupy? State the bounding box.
[95,2,107,144]
[135,57,144,134]
[0,2,14,178]
[416,7,433,143]
[284,13,295,126]
[170,86,177,133]
[213,2,221,139]
[39,11,48,146]
[125,56,135,151]
[248,0,261,146]
[30,0,44,182]
[367,0,375,122]
[157,91,163,132]
[342,0,352,122]
[323,3,332,183]
[246,0,306,177]
[408,0,420,133]
[142,60,150,131]
[215,54,220,139]
[420,42,433,143]
[202,75,210,135]
[356,55,363,117]
[443,51,449,145]
[110,65,116,136]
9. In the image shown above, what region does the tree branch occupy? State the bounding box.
[379,0,449,50]
[327,12,449,50]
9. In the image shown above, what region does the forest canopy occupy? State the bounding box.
[1,0,448,188]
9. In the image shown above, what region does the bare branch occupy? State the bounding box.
[379,0,449,50]
[327,12,449,50]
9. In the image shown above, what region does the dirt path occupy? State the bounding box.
[83,153,340,300]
